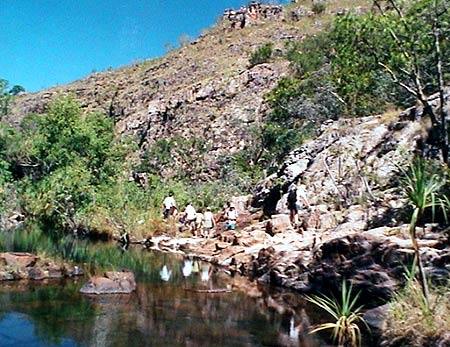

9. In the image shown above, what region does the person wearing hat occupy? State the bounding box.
[202,207,216,237]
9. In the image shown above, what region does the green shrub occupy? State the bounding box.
[306,281,367,347]
[249,42,273,67]
[311,1,326,15]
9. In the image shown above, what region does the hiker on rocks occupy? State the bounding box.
[220,201,231,222]
[162,191,176,219]
[287,185,309,227]
[184,202,197,234]
[195,209,204,235]
[225,205,238,230]
[287,186,299,226]
[202,207,216,237]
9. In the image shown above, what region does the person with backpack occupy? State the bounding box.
[287,186,298,226]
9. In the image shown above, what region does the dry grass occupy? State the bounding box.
[382,280,450,347]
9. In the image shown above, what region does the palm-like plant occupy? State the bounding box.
[399,158,447,308]
[306,281,367,347]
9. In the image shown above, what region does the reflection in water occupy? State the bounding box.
[200,263,211,282]
[0,229,344,347]
[0,251,335,347]
[160,265,172,282]
[181,258,193,277]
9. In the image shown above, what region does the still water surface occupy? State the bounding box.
[0,236,333,347]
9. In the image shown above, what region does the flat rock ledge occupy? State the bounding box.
[0,252,83,281]
[80,270,136,294]
[146,221,450,306]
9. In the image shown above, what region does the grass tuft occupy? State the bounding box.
[382,279,450,347]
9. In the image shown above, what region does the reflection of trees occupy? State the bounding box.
[0,252,333,347]
[91,267,332,347]
[0,280,96,345]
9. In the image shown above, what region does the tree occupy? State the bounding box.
[331,0,450,164]
[8,96,130,230]
[9,85,25,95]
[399,158,446,308]
[0,79,12,117]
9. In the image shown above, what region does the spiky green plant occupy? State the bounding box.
[306,281,367,347]
[399,158,447,308]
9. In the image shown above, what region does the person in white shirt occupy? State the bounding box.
[162,191,176,218]
[185,202,197,234]
[202,207,216,237]
[225,205,238,230]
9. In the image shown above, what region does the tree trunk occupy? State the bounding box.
[433,0,449,165]
[410,214,430,308]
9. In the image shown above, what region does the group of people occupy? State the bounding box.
[163,182,308,237]
[162,192,239,236]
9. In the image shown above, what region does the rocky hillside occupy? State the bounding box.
[146,98,449,310]
[9,0,368,180]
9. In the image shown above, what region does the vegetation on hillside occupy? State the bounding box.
[266,0,450,165]
[1,79,25,117]
[382,265,450,347]
[0,95,243,236]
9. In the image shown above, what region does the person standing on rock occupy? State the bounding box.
[287,185,309,228]
[287,186,299,227]
[162,191,176,219]
[202,207,216,237]
[185,202,197,235]
[225,205,238,230]
[195,209,204,235]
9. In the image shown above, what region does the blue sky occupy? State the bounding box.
[1,1,288,93]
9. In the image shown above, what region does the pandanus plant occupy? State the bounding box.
[399,157,448,308]
[306,281,367,347]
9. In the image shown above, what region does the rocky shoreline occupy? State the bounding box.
[0,252,83,281]
[144,212,450,307]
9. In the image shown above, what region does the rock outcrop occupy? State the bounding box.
[252,113,429,225]
[0,252,83,280]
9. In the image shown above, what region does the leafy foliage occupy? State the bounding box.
[0,96,140,233]
[0,79,13,117]
[269,0,450,121]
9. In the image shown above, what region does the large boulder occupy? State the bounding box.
[80,270,136,294]
[0,252,37,268]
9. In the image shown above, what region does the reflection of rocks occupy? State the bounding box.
[80,270,136,294]
[147,221,449,309]
[0,252,83,281]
